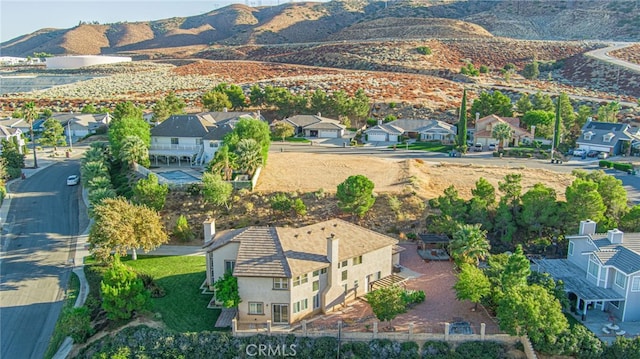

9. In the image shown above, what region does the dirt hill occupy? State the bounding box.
[2,0,638,57]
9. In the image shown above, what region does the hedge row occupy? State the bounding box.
[599,160,634,172]
[493,148,549,159]
[76,326,512,359]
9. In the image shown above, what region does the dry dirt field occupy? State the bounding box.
[255,152,575,200]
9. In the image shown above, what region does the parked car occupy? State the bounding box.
[598,152,609,159]
[587,150,599,158]
[488,144,496,151]
[573,149,586,157]
[474,143,483,152]
[67,175,80,186]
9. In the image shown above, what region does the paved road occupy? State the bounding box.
[585,42,640,74]
[0,160,83,359]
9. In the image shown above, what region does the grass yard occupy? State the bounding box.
[122,255,221,332]
[389,141,453,152]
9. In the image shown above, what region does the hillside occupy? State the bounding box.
[2,0,639,57]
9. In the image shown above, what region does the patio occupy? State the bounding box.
[568,308,640,344]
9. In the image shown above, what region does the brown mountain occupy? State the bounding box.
[1,0,639,57]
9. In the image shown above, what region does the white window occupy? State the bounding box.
[568,241,574,256]
[313,293,320,309]
[341,270,348,281]
[353,256,363,265]
[615,270,626,289]
[312,280,319,291]
[273,278,289,290]
[587,259,599,278]
[338,260,348,268]
[293,274,308,287]
[248,302,264,315]
[224,260,235,273]
[171,137,179,145]
[293,299,308,313]
[632,277,640,292]
[584,132,592,140]
[313,270,320,277]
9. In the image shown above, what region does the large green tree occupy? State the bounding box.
[519,183,558,238]
[89,197,169,261]
[202,91,232,112]
[272,121,295,141]
[531,92,554,112]
[152,92,186,123]
[427,185,467,235]
[471,177,496,207]
[336,174,375,218]
[564,179,606,230]
[470,91,513,118]
[108,117,150,162]
[453,263,491,311]
[499,245,531,291]
[449,224,491,266]
[132,173,168,212]
[119,135,150,168]
[522,110,554,138]
[515,94,533,114]
[208,144,236,180]
[522,61,540,79]
[234,138,262,177]
[39,118,67,150]
[112,101,143,122]
[225,117,271,162]
[457,89,468,153]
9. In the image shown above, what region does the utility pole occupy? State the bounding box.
[67,120,73,151]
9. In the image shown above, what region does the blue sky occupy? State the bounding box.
[1,0,290,43]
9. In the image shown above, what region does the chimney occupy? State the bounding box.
[607,229,624,244]
[579,220,597,235]
[327,233,339,264]
[475,112,480,122]
[203,218,216,243]
[377,119,382,126]
[223,107,228,112]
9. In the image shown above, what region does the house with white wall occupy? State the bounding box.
[203,218,403,326]
[536,220,640,322]
[150,111,263,166]
[51,113,111,138]
[280,114,346,138]
[576,120,640,155]
[364,119,456,143]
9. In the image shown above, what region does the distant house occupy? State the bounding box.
[0,125,24,153]
[281,114,346,138]
[536,220,640,322]
[473,115,532,147]
[203,218,403,326]
[364,119,456,143]
[150,111,264,166]
[576,120,640,155]
[50,113,111,138]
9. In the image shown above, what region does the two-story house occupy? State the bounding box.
[51,113,111,138]
[473,115,532,147]
[150,111,263,166]
[536,220,640,322]
[202,219,402,326]
[576,120,640,155]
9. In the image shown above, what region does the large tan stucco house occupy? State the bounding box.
[203,219,403,325]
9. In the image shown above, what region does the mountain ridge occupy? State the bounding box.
[2,0,639,58]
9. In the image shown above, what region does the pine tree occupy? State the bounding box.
[457,89,468,153]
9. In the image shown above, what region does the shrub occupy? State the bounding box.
[599,160,612,168]
[7,167,22,179]
[389,102,397,109]
[613,162,633,172]
[416,46,432,55]
[504,63,516,72]
[137,272,166,298]
[366,118,378,126]
[100,258,150,320]
[402,289,426,305]
[455,341,506,359]
[60,306,94,343]
[383,115,397,123]
[479,65,489,74]
[421,341,451,356]
[172,215,194,242]
[292,198,307,216]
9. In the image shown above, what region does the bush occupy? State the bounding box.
[613,162,633,172]
[455,341,506,359]
[421,341,451,356]
[60,306,94,343]
[7,167,22,179]
[389,102,397,109]
[599,160,613,168]
[479,65,489,74]
[416,46,432,55]
[402,289,426,305]
[384,115,397,123]
[366,118,378,126]
[172,215,194,242]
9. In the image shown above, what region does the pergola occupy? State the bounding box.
[535,259,625,320]
[369,274,409,292]
[148,148,199,167]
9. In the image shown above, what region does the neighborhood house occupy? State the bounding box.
[473,115,532,147]
[149,111,264,166]
[364,119,456,143]
[576,120,640,155]
[280,114,346,138]
[536,220,640,323]
[203,219,403,325]
[51,113,111,138]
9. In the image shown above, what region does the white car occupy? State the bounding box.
[67,175,80,186]
[573,149,586,157]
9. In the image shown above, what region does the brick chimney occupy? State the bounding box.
[203,218,216,244]
[579,220,597,235]
[607,229,624,244]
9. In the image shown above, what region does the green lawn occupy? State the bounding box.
[122,255,221,332]
[270,135,310,143]
[389,141,453,152]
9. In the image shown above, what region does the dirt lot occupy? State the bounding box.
[255,152,575,200]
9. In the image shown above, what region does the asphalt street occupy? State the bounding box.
[0,159,83,359]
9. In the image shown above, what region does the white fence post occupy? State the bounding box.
[373,322,378,339]
[302,320,307,336]
[481,323,486,341]
[444,322,450,341]
[232,318,237,336]
[267,320,271,335]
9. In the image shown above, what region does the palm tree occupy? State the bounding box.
[81,161,109,187]
[119,136,149,168]
[449,224,491,266]
[82,143,110,167]
[235,138,262,177]
[491,122,513,150]
[210,144,236,180]
[22,101,39,168]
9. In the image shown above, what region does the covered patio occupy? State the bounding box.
[535,259,625,322]
[149,146,200,167]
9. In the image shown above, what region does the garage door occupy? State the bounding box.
[368,133,387,142]
[318,130,338,138]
